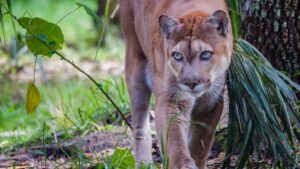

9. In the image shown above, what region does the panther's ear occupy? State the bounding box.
[207,10,229,37]
[159,15,179,39]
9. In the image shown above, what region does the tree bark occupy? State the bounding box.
[241,0,300,83]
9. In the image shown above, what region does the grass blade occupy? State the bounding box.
[0,2,7,43]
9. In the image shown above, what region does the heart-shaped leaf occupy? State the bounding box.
[18,17,64,57]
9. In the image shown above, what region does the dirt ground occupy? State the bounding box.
[0,126,231,169]
[1,58,125,83]
[0,127,132,168]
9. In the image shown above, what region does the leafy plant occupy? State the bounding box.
[224,39,300,168]
[98,147,159,169]
[110,147,135,168]
[18,17,64,57]
[0,1,132,129]
[225,0,300,168]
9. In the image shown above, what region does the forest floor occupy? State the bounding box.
[0,121,230,169]
[0,58,272,169]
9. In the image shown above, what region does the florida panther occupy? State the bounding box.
[120,0,233,168]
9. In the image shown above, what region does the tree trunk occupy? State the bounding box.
[97,0,107,17]
[241,0,300,83]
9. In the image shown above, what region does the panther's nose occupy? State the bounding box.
[183,80,200,90]
[183,79,210,90]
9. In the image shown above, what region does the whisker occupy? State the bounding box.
[212,88,219,97]
[208,88,217,98]
[211,83,224,87]
[211,88,225,103]
[210,87,222,98]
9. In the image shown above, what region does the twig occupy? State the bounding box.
[55,52,132,130]
[110,4,119,19]
[1,3,133,130]
[33,55,37,82]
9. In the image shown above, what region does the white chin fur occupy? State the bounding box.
[190,90,206,98]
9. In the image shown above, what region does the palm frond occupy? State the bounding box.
[224,39,300,168]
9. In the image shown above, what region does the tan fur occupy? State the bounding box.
[120,1,233,168]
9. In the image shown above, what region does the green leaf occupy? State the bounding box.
[0,3,7,43]
[104,0,111,17]
[18,17,64,57]
[26,83,41,113]
[236,121,253,168]
[6,0,16,34]
[97,163,106,169]
[110,147,135,169]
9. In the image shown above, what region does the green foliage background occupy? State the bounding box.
[0,0,127,149]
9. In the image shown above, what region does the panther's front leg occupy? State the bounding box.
[155,95,198,169]
[189,96,224,169]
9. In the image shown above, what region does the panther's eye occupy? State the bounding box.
[200,51,213,60]
[172,52,183,61]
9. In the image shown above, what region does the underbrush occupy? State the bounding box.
[0,77,130,149]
